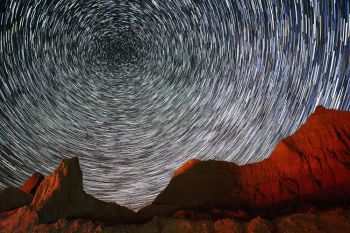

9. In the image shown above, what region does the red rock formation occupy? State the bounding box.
[140,106,350,218]
[19,172,44,195]
[32,157,139,225]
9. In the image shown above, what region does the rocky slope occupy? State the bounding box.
[0,105,350,233]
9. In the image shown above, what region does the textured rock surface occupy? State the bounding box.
[1,208,350,233]
[276,208,350,233]
[140,106,350,218]
[0,188,33,212]
[32,157,139,225]
[245,217,273,233]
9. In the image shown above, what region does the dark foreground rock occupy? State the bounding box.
[0,188,32,213]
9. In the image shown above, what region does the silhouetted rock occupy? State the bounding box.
[0,188,32,212]
[32,157,139,225]
[19,172,44,195]
[140,106,350,218]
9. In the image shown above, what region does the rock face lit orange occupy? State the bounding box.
[141,106,350,218]
[19,172,44,195]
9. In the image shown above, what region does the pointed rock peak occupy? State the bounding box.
[173,159,201,177]
[20,172,44,195]
[313,105,328,115]
[29,157,138,225]
[56,156,81,174]
[32,157,83,209]
[50,157,83,188]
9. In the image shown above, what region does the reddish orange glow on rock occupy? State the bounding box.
[173,159,201,177]
[19,172,44,195]
[140,106,350,218]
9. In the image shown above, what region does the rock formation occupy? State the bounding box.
[31,157,139,225]
[140,106,350,219]
[1,105,350,233]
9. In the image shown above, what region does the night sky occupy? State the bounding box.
[0,0,350,210]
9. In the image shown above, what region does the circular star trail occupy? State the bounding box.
[0,0,350,210]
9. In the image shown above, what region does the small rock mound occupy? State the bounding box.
[156,160,240,207]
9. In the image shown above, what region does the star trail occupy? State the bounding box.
[0,0,350,210]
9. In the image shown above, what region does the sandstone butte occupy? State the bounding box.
[0,105,350,233]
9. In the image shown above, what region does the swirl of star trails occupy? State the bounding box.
[0,0,349,210]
